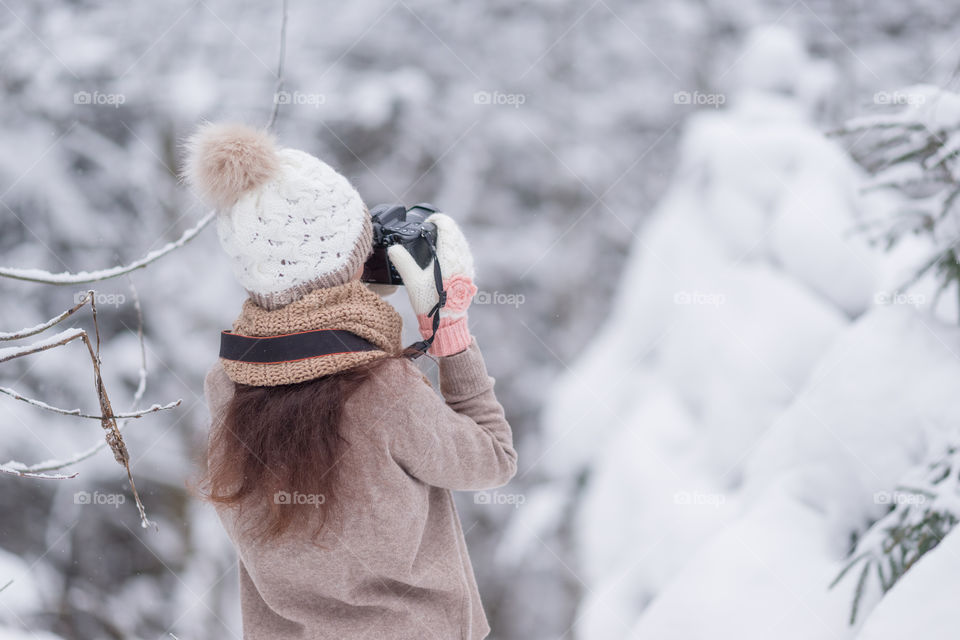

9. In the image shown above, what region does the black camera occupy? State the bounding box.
[361,203,439,286]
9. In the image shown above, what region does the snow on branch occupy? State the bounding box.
[0,387,180,419]
[831,436,960,625]
[0,288,180,528]
[0,463,78,480]
[833,85,960,313]
[0,0,287,288]
[265,0,289,131]
[0,327,86,364]
[1,0,291,526]
[0,295,92,340]
[0,210,214,285]
[0,288,181,420]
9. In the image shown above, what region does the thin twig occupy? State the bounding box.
[0,388,180,419]
[0,211,215,285]
[265,0,289,131]
[19,286,170,474]
[0,466,77,480]
[90,287,101,361]
[0,293,92,341]
[0,290,164,525]
[0,0,292,516]
[127,278,148,406]
[0,327,86,365]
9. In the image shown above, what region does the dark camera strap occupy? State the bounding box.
[406,234,446,359]
[220,329,379,364]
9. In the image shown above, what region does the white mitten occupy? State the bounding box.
[387,213,478,356]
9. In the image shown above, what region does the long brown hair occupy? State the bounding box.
[200,356,396,542]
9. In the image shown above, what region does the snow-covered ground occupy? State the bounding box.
[509,27,960,639]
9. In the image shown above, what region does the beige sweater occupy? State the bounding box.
[204,340,517,640]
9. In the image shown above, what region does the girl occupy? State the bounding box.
[186,123,517,640]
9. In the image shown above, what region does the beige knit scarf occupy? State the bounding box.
[221,280,404,387]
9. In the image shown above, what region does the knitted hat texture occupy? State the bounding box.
[184,123,372,309]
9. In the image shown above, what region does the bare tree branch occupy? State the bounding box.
[0,211,214,285]
[127,278,148,407]
[0,387,180,419]
[265,0,289,132]
[1,0,293,523]
[0,464,78,480]
[0,294,92,341]
[15,284,171,477]
[0,327,86,364]
[0,288,173,526]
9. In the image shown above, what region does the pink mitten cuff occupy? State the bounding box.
[417,314,472,357]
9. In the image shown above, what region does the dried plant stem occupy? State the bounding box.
[82,299,152,528]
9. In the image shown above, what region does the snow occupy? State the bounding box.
[844,84,958,133]
[525,24,960,640]
[0,307,80,341]
[627,480,855,640]
[0,549,41,620]
[3,4,959,638]
[0,459,78,479]
[495,482,569,566]
[0,328,85,363]
[742,307,960,537]
[657,265,846,477]
[769,168,879,316]
[733,25,810,96]
[572,380,738,638]
[0,386,83,415]
[621,306,960,638]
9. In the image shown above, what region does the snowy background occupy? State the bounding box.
[3,1,960,638]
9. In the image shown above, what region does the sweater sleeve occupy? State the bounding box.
[389,339,518,491]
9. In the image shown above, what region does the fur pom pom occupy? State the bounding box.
[183,123,279,210]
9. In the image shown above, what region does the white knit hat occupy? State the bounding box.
[183,123,372,310]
